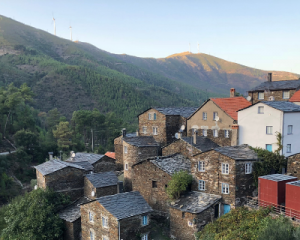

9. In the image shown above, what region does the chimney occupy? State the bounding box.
[268,73,272,82]
[48,152,53,161]
[136,129,139,136]
[178,132,181,139]
[230,88,235,98]
[122,128,126,138]
[192,129,197,144]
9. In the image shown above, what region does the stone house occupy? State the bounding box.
[123,136,159,191]
[66,152,116,173]
[162,135,220,158]
[248,74,300,104]
[81,191,153,240]
[132,153,191,213]
[34,159,89,200]
[187,92,251,146]
[287,153,300,179]
[84,171,119,199]
[169,191,221,240]
[138,107,198,146]
[191,144,258,214]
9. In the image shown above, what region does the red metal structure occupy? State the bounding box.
[258,174,297,207]
[286,181,300,219]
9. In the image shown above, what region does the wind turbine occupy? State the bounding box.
[53,17,56,35]
[69,26,72,41]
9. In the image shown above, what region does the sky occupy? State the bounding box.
[1,0,300,74]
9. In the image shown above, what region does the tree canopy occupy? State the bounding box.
[166,170,193,200]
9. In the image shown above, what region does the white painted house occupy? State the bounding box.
[238,101,300,157]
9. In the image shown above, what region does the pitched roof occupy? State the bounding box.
[123,136,159,147]
[290,90,300,102]
[169,191,221,214]
[65,152,105,165]
[86,171,118,188]
[181,136,220,152]
[249,79,300,92]
[214,144,258,160]
[154,107,198,118]
[34,159,85,176]
[97,191,153,220]
[210,97,251,121]
[105,152,116,159]
[59,197,91,222]
[259,174,297,182]
[71,161,94,171]
[261,101,300,112]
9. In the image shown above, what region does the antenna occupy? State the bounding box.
[69,26,72,41]
[53,17,56,35]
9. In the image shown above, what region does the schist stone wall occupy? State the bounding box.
[63,219,81,240]
[249,89,296,104]
[114,136,124,170]
[162,139,201,158]
[92,155,116,173]
[287,153,300,179]
[166,115,187,145]
[132,160,171,213]
[170,206,218,240]
[84,177,118,199]
[123,142,158,191]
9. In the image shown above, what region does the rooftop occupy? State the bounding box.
[214,144,258,160]
[86,171,118,188]
[154,107,198,118]
[105,152,116,159]
[259,174,297,182]
[65,152,105,165]
[287,180,300,187]
[149,154,191,175]
[71,161,94,171]
[289,90,300,102]
[97,191,153,220]
[181,136,220,152]
[123,136,159,147]
[170,191,221,214]
[34,159,85,176]
[59,197,91,222]
[249,79,300,92]
[210,97,251,121]
[260,101,300,112]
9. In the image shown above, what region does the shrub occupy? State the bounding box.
[166,170,193,200]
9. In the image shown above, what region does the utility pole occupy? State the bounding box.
[91,129,94,152]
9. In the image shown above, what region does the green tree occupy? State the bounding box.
[53,121,73,151]
[1,189,69,240]
[166,170,193,199]
[14,129,38,149]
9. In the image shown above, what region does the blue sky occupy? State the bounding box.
[1,0,300,74]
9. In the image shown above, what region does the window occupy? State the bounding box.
[152,181,157,188]
[288,125,293,135]
[266,126,273,135]
[124,146,128,154]
[224,130,229,138]
[89,212,93,222]
[142,215,148,226]
[153,113,157,120]
[102,236,109,240]
[153,127,158,135]
[203,129,207,137]
[245,163,252,174]
[188,221,193,227]
[90,230,95,240]
[198,161,205,172]
[142,126,147,134]
[141,234,148,240]
[258,106,264,114]
[287,144,292,153]
[148,113,152,120]
[102,216,108,228]
[213,129,218,137]
[266,144,272,152]
[182,212,185,218]
[213,112,218,120]
[221,183,229,194]
[222,163,229,174]
[198,180,205,191]
[283,90,290,99]
[125,163,128,170]
[203,112,207,120]
[258,92,264,100]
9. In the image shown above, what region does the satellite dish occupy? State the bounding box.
[246,96,252,101]
[180,125,185,131]
[215,116,220,121]
[72,152,76,158]
[91,191,95,197]
[175,133,179,139]
[34,185,38,190]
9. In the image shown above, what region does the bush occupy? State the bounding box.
[166,170,193,200]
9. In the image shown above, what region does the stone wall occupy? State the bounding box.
[249,89,296,104]
[84,177,118,199]
[114,135,124,170]
[132,160,172,213]
[287,153,300,179]
[162,139,201,158]
[57,188,84,201]
[92,155,116,173]
[63,218,81,240]
[36,170,46,189]
[166,115,186,145]
[201,129,232,147]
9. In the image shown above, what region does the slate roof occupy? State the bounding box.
[97,191,153,220]
[289,90,300,102]
[259,174,297,182]
[181,136,220,152]
[249,79,300,92]
[261,101,300,112]
[148,154,191,175]
[210,97,251,121]
[86,171,118,188]
[105,152,116,159]
[287,180,300,187]
[59,197,91,222]
[154,107,198,118]
[34,159,85,176]
[214,144,258,160]
[72,161,94,171]
[123,136,159,147]
[170,191,221,214]
[66,152,105,165]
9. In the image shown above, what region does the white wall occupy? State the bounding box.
[283,112,300,157]
[238,102,283,153]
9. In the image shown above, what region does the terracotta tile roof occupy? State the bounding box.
[289,90,300,102]
[105,152,116,159]
[211,97,251,121]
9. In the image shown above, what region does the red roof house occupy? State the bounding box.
[105,152,116,160]
[289,90,300,104]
